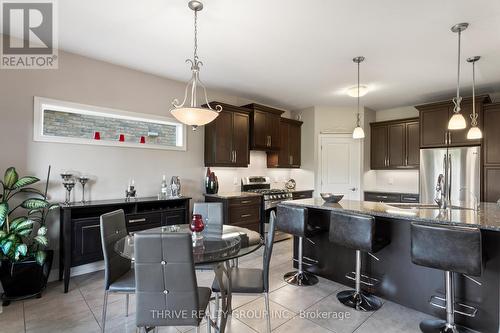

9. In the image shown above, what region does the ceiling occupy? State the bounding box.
[15,1,500,110]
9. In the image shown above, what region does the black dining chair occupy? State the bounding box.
[99,209,135,333]
[210,210,277,333]
[134,231,213,332]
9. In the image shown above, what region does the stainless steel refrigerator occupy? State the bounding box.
[420,146,481,207]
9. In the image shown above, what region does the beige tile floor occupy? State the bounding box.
[0,239,439,333]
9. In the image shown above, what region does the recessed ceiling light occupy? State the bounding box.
[346,85,369,97]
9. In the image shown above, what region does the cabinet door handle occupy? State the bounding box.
[448,132,452,145]
[444,132,448,144]
[241,214,252,218]
[234,150,237,163]
[129,218,146,224]
[241,200,252,204]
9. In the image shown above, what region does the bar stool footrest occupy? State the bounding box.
[429,295,478,318]
[345,272,379,287]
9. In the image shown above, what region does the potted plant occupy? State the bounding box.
[0,166,57,305]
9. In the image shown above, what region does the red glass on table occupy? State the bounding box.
[119,134,125,142]
[190,214,205,233]
[140,136,146,144]
[93,131,101,140]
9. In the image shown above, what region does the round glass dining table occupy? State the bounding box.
[114,224,264,333]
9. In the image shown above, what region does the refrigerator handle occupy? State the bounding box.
[448,154,452,205]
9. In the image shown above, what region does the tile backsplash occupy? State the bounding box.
[209,151,293,192]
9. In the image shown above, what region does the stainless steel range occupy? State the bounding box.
[241,176,293,241]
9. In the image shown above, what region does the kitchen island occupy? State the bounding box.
[278,198,500,333]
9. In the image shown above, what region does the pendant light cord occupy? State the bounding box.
[471,60,477,126]
[357,60,361,126]
[453,30,462,113]
[193,10,198,62]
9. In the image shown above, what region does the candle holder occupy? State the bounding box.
[62,181,75,205]
[78,177,89,203]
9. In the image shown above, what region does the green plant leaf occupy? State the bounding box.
[4,167,18,188]
[1,240,12,255]
[15,243,27,257]
[35,250,46,266]
[9,216,27,230]
[12,176,39,190]
[34,235,48,247]
[0,230,6,240]
[18,228,33,236]
[48,203,59,210]
[12,219,33,232]
[0,202,7,228]
[37,226,47,236]
[20,187,45,197]
[21,198,49,210]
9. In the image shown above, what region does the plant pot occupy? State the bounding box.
[0,249,53,304]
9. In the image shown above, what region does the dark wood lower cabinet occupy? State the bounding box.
[484,167,500,202]
[205,195,262,233]
[59,197,190,292]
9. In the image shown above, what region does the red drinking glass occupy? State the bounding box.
[94,131,101,140]
[190,214,205,233]
[140,136,146,144]
[119,134,125,142]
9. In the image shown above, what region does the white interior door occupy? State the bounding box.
[319,134,362,200]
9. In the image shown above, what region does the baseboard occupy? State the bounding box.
[48,261,105,283]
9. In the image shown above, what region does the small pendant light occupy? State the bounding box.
[170,1,221,130]
[466,56,482,140]
[352,56,365,139]
[448,23,469,130]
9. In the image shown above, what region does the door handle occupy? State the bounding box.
[350,187,357,192]
[234,150,237,163]
[448,132,452,145]
[444,132,448,145]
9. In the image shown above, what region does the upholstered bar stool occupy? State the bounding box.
[411,222,482,333]
[276,205,322,286]
[329,210,389,311]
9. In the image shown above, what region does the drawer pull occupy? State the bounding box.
[403,197,418,201]
[240,200,252,204]
[129,218,146,224]
[376,195,388,199]
[240,214,252,218]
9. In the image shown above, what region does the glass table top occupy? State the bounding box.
[114,224,264,264]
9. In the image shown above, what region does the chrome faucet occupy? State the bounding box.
[435,174,447,209]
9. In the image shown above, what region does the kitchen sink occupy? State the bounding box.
[386,203,474,211]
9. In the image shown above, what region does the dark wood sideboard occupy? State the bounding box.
[59,196,190,292]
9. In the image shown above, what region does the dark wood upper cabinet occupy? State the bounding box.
[242,103,285,151]
[204,102,250,167]
[267,118,302,168]
[370,124,389,169]
[406,121,420,167]
[370,118,419,170]
[416,95,491,148]
[483,103,500,165]
[388,123,405,167]
[483,103,500,202]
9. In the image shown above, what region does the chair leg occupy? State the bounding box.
[214,292,220,326]
[102,291,109,333]
[125,293,129,317]
[264,292,272,333]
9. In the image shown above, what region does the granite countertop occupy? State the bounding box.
[279,197,500,231]
[203,192,263,199]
